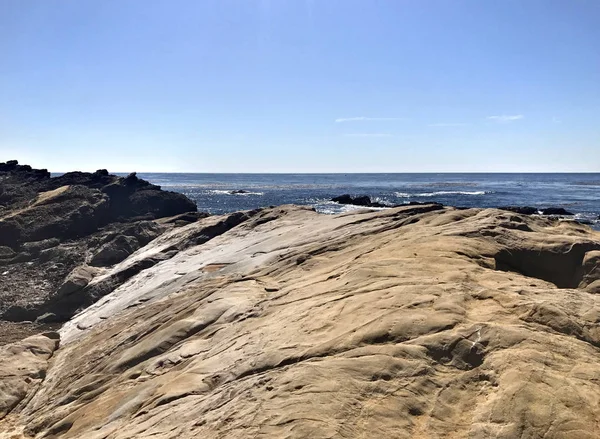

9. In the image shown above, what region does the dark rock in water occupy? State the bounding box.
[230,189,249,194]
[500,206,538,215]
[540,207,574,216]
[331,194,389,208]
[500,206,574,216]
[332,195,444,210]
[331,195,354,205]
[351,195,374,207]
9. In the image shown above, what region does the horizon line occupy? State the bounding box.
[50,170,600,175]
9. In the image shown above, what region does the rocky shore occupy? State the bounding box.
[0,161,201,335]
[1,162,600,438]
[330,194,577,217]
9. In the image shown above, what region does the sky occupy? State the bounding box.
[1,0,599,172]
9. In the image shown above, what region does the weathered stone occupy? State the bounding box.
[0,162,201,321]
[89,235,140,267]
[0,205,599,438]
[0,333,58,419]
[55,265,100,298]
[0,246,15,259]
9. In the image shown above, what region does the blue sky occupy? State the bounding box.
[1,0,599,172]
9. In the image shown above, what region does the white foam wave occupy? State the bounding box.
[207,190,264,196]
[395,191,488,198]
[313,200,391,215]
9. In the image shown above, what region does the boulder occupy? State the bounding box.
[0,246,15,260]
[21,238,60,257]
[2,305,38,322]
[90,235,140,267]
[55,265,100,298]
[38,245,78,264]
[0,219,22,248]
[120,221,163,246]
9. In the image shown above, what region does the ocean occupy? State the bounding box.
[135,173,600,228]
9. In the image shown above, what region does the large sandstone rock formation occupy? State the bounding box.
[1,204,600,438]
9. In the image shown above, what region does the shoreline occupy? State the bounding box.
[2,161,600,437]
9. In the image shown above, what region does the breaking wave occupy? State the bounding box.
[395,191,489,198]
[208,190,264,196]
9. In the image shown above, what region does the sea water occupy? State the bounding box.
[135,173,600,228]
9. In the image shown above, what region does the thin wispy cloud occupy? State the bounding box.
[335,117,407,123]
[344,133,392,137]
[487,114,524,123]
[428,123,469,127]
[552,116,562,124]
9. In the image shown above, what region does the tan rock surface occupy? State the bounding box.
[1,205,600,438]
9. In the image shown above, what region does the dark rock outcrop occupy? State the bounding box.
[0,161,202,327]
[498,206,575,216]
[331,194,390,208]
[540,207,574,216]
[0,161,197,247]
[499,206,538,215]
[89,235,140,267]
[331,195,446,210]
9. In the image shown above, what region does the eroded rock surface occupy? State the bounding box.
[1,204,600,438]
[0,161,200,329]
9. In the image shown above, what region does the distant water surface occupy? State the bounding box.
[134,173,600,228]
